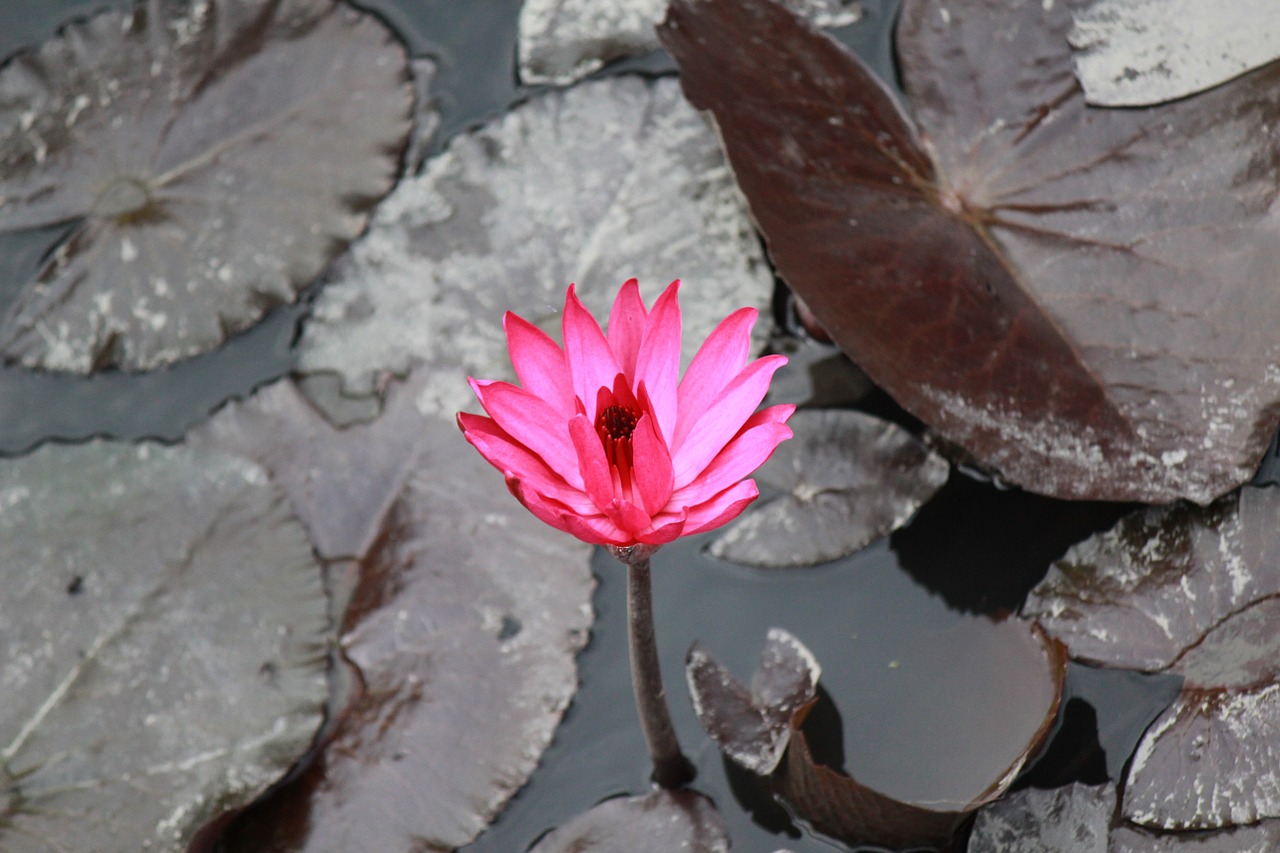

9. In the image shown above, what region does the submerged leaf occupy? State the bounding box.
[528,790,730,853]
[969,783,1114,853]
[517,0,860,85]
[1025,486,1280,830]
[0,0,414,372]
[1070,0,1280,106]
[0,441,329,852]
[659,0,1280,503]
[295,75,773,423]
[707,409,948,567]
[195,374,596,852]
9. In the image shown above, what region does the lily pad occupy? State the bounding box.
[0,441,329,852]
[707,408,948,567]
[194,373,596,852]
[0,0,414,373]
[517,0,860,85]
[1070,0,1280,106]
[528,790,730,853]
[1024,486,1280,830]
[969,783,1114,853]
[295,74,774,424]
[659,0,1280,504]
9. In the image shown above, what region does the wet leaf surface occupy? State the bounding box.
[659,0,1280,503]
[1024,486,1280,829]
[0,441,329,852]
[1070,0,1280,106]
[1111,820,1280,851]
[295,74,774,424]
[0,0,413,372]
[528,790,730,853]
[708,409,948,567]
[686,628,821,774]
[517,0,860,85]
[969,783,1114,853]
[197,373,596,852]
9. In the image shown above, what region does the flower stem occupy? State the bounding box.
[626,556,694,788]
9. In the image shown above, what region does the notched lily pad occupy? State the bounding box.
[687,627,821,774]
[1070,0,1280,106]
[969,783,1114,853]
[707,409,948,567]
[0,0,414,372]
[196,373,596,852]
[517,0,860,85]
[295,74,774,424]
[659,0,1280,504]
[528,790,730,853]
[0,441,329,852]
[1025,485,1280,830]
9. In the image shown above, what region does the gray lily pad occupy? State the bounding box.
[708,409,948,568]
[0,441,329,852]
[1024,486,1280,830]
[194,373,596,852]
[295,74,774,424]
[969,783,1114,853]
[0,0,414,372]
[528,790,730,853]
[517,0,860,85]
[1112,819,1280,851]
[1070,0,1280,106]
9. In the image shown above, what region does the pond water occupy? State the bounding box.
[0,1,1192,851]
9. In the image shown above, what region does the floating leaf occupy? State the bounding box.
[708,409,948,568]
[659,0,1280,503]
[517,0,860,85]
[194,373,595,852]
[1024,486,1280,830]
[1070,0,1280,106]
[0,441,329,852]
[687,628,821,774]
[528,790,730,853]
[1112,820,1280,851]
[295,74,774,424]
[0,0,414,372]
[969,783,1114,853]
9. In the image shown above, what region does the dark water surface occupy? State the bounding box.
[0,2,1182,851]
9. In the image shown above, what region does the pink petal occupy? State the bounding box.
[569,412,616,511]
[633,280,681,444]
[681,480,760,536]
[506,474,581,537]
[631,411,675,517]
[608,278,648,381]
[563,284,624,423]
[638,510,688,545]
[470,378,582,490]
[674,306,757,450]
[504,312,573,414]
[459,413,599,515]
[671,354,789,487]
[669,413,793,506]
[604,498,653,540]
[560,510,633,546]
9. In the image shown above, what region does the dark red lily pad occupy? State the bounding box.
[707,409,948,567]
[193,373,596,851]
[658,0,1280,504]
[1025,485,1280,830]
[528,790,729,853]
[0,441,329,852]
[969,783,1114,853]
[0,0,413,372]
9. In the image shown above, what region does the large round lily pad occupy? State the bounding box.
[0,0,414,372]
[0,441,329,852]
[295,74,774,423]
[528,790,730,853]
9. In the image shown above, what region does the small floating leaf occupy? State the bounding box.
[1025,486,1280,830]
[0,441,329,852]
[1070,0,1280,106]
[0,0,414,372]
[707,409,948,568]
[295,75,774,423]
[528,790,730,853]
[659,0,1280,503]
[969,783,1114,853]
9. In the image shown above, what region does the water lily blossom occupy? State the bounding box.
[458,279,794,547]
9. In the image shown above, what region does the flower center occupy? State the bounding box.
[596,404,640,471]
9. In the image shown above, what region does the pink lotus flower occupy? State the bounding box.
[458,279,794,547]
